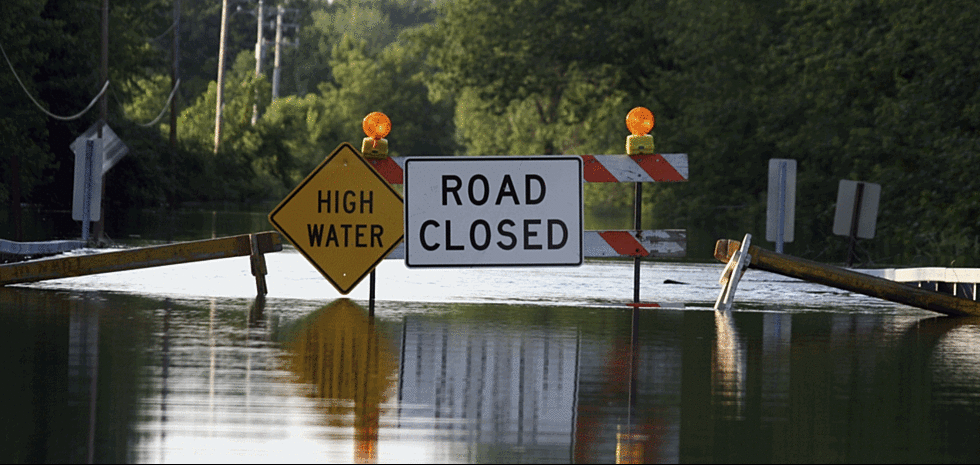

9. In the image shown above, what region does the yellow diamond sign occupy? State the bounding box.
[268,142,404,294]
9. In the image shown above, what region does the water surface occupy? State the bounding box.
[2,252,979,463]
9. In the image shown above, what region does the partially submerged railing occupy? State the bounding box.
[0,232,281,295]
[714,236,980,317]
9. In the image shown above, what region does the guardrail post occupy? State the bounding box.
[249,233,269,296]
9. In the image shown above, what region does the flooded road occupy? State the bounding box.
[2,247,980,463]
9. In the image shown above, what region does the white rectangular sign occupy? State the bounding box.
[833,180,881,239]
[404,156,583,267]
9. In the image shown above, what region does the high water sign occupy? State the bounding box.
[403,156,583,267]
[268,142,404,294]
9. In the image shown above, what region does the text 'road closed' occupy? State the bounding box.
[404,157,582,267]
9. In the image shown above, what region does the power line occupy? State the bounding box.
[0,40,109,122]
[137,79,181,127]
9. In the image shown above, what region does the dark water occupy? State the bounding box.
[2,286,979,464]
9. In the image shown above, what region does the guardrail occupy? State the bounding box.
[0,232,282,295]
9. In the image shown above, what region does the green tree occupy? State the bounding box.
[416,0,657,156]
[760,0,980,264]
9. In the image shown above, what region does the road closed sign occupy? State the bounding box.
[404,156,582,267]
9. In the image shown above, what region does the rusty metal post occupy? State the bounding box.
[368,270,376,317]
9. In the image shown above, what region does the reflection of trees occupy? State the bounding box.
[0,288,146,463]
[281,299,397,463]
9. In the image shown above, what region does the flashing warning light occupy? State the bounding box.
[363,112,391,140]
[361,112,391,158]
[626,107,655,136]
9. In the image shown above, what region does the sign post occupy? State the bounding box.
[268,142,404,294]
[766,159,796,253]
[404,156,583,267]
[72,138,104,242]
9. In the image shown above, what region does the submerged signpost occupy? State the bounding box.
[267,109,687,308]
[267,142,404,295]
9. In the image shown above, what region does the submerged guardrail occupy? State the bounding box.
[0,232,282,295]
[714,237,980,317]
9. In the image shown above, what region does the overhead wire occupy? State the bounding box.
[136,79,181,127]
[0,40,108,122]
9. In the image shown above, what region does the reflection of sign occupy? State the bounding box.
[282,298,395,462]
[404,156,583,267]
[268,143,404,294]
[282,299,395,406]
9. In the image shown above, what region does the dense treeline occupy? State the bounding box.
[2,0,979,265]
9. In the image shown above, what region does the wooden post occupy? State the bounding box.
[714,238,980,317]
[214,0,229,153]
[249,233,269,296]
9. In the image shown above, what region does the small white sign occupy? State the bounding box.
[404,156,583,267]
[833,180,881,239]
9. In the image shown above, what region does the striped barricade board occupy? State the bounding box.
[385,229,685,260]
[369,154,689,185]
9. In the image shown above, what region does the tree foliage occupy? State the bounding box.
[4,0,980,266]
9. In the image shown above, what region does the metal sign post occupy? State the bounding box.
[766,159,796,253]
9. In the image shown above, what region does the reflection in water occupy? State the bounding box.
[68,297,100,464]
[0,288,146,463]
[398,313,580,462]
[281,299,397,463]
[712,309,746,419]
[2,285,980,463]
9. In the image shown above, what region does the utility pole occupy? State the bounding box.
[252,0,264,125]
[170,0,180,150]
[214,0,230,154]
[169,0,181,210]
[92,0,109,244]
[100,0,108,138]
[272,4,283,100]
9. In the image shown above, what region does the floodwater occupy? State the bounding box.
[2,208,980,463]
